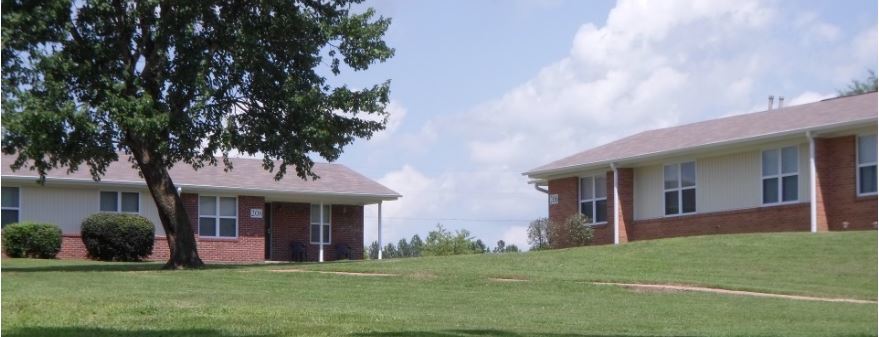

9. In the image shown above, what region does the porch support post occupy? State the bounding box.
[377,201,383,260]
[319,201,325,262]
[808,131,817,233]
[611,162,620,245]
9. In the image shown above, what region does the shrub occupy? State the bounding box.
[549,214,594,249]
[81,213,155,261]
[2,222,63,258]
[422,224,482,256]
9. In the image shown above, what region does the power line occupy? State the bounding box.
[378,216,534,223]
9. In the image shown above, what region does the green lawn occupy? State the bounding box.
[2,231,877,337]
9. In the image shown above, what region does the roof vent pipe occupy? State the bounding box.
[778,96,784,110]
[767,95,775,111]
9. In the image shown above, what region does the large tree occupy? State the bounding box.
[2,0,394,268]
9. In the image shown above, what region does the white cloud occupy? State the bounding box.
[363,100,408,142]
[458,0,783,171]
[469,134,526,164]
[795,12,841,43]
[501,226,530,251]
[787,91,834,106]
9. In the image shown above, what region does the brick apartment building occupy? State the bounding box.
[525,92,878,245]
[1,156,400,262]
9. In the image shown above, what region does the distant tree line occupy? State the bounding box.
[365,224,519,260]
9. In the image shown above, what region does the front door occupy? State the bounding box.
[264,203,272,260]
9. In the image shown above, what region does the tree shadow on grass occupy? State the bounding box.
[1,257,362,273]
[351,331,876,337]
[3,326,277,337]
[0,260,262,273]
[349,330,699,337]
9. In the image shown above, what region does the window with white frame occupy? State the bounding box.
[199,196,237,237]
[579,176,607,224]
[857,134,877,195]
[2,186,20,227]
[310,204,331,244]
[762,146,799,204]
[99,191,140,213]
[664,161,696,215]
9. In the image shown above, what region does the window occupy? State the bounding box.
[310,204,331,244]
[99,191,140,213]
[579,175,607,224]
[2,187,20,227]
[858,134,877,195]
[199,196,237,238]
[762,146,799,204]
[664,162,696,215]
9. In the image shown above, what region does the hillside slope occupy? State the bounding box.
[305,231,878,299]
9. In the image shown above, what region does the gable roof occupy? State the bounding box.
[2,154,400,201]
[525,92,878,178]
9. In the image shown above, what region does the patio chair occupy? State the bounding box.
[334,243,352,260]
[290,241,307,262]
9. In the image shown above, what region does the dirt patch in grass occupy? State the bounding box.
[408,271,438,281]
[592,282,876,304]
[268,269,397,277]
[488,277,529,282]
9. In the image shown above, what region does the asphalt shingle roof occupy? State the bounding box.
[526,92,878,177]
[2,154,400,199]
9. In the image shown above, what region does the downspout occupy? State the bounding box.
[533,183,549,194]
[611,163,620,245]
[807,131,817,233]
[319,202,325,262]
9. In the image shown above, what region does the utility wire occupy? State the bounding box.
[378,216,534,223]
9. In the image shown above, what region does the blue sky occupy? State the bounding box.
[330,0,877,249]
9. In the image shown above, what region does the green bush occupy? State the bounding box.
[81,213,155,261]
[549,214,594,249]
[2,222,63,258]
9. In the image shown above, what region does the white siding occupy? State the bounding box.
[19,185,165,235]
[633,141,811,220]
[633,165,664,220]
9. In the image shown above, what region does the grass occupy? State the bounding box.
[2,231,877,337]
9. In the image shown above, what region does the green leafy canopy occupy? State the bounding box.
[2,0,394,181]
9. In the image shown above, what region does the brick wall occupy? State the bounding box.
[815,135,878,231]
[630,203,809,240]
[57,235,89,259]
[616,168,635,243]
[269,202,309,261]
[544,134,877,246]
[55,193,266,263]
[548,177,578,227]
[269,202,364,262]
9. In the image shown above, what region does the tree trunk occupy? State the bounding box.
[128,145,204,269]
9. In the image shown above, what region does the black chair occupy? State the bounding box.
[334,243,352,260]
[290,241,307,262]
